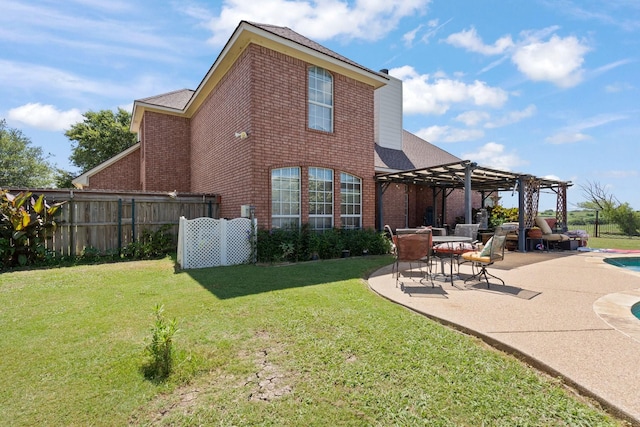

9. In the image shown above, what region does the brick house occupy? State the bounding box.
[73,21,477,231]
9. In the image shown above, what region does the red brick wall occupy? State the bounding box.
[141,112,191,192]
[191,44,376,228]
[378,183,482,231]
[88,148,141,190]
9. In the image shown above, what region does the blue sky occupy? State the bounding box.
[1,0,639,210]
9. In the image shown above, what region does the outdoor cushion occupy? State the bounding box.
[461,251,491,263]
[433,242,474,254]
[478,235,505,258]
[535,216,554,235]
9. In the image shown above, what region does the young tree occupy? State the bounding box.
[579,181,640,236]
[66,108,137,173]
[0,119,55,188]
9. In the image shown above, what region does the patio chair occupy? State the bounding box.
[534,216,570,250]
[384,224,397,254]
[392,229,434,289]
[462,226,509,288]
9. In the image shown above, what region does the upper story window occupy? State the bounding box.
[309,167,333,231]
[272,167,300,229]
[308,66,333,132]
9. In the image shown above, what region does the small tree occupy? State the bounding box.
[579,181,640,236]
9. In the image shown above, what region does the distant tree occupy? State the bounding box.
[579,181,640,236]
[66,108,137,173]
[0,119,55,188]
[54,169,75,189]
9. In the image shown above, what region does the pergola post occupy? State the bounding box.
[464,162,474,223]
[517,176,526,252]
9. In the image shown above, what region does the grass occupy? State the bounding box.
[588,236,640,251]
[0,256,629,426]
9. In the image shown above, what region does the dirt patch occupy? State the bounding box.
[245,348,292,401]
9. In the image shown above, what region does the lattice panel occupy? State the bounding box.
[177,217,256,269]
[556,185,567,229]
[225,218,253,265]
[523,178,540,228]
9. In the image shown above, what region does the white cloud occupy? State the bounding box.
[454,110,490,126]
[445,25,591,88]
[389,65,508,115]
[199,0,431,46]
[545,113,628,144]
[605,82,634,93]
[444,27,514,55]
[462,142,526,171]
[415,125,484,143]
[8,103,83,131]
[511,34,589,87]
[545,132,591,144]
[485,104,536,128]
[403,24,423,47]
[602,170,638,179]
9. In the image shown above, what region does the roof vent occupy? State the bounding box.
[379,68,389,74]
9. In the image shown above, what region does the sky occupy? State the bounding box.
[1,0,639,211]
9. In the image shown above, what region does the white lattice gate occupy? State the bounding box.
[177,216,256,269]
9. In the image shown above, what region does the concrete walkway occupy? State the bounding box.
[367,250,640,425]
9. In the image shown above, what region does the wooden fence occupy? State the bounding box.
[7,188,220,256]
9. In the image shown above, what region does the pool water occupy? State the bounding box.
[605,257,640,320]
[604,256,640,272]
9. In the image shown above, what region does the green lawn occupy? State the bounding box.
[0,257,628,426]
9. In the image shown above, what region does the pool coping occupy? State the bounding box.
[593,256,640,344]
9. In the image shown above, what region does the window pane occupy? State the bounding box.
[340,172,361,230]
[272,167,300,229]
[309,167,333,231]
[308,67,333,132]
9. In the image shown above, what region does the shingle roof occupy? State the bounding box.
[138,89,194,110]
[375,130,461,171]
[247,21,382,77]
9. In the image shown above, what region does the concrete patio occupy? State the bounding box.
[367,250,640,425]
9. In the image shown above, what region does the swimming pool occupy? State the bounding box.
[605,257,640,320]
[604,256,640,272]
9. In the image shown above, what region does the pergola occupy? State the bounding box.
[375,160,572,252]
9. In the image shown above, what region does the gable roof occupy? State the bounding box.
[131,20,389,133]
[139,89,194,110]
[375,130,460,172]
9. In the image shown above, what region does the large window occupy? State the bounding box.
[272,167,300,229]
[308,66,333,132]
[340,173,361,229]
[309,167,333,231]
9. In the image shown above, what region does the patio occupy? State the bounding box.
[368,250,640,425]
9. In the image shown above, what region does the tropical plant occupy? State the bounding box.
[0,189,66,268]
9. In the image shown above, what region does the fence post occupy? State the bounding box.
[131,198,136,243]
[69,196,76,258]
[118,198,122,254]
[595,210,599,238]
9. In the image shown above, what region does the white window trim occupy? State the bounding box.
[308,66,334,133]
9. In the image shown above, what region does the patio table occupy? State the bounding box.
[432,235,473,283]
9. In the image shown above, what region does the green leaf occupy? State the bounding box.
[33,194,45,214]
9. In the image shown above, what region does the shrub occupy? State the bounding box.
[142,304,178,380]
[256,225,391,263]
[121,224,174,260]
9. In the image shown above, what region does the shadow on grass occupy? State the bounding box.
[176,256,393,299]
